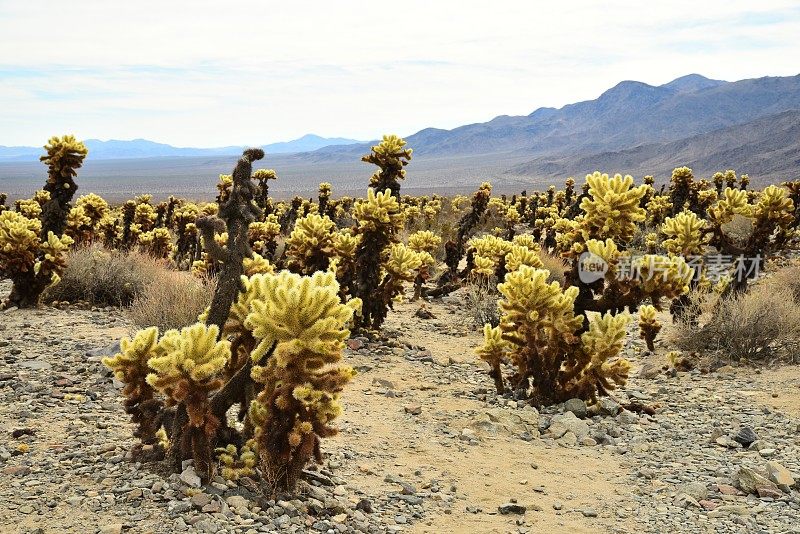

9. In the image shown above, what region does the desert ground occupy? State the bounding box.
[1,279,798,534]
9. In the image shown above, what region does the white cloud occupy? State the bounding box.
[0,0,799,145]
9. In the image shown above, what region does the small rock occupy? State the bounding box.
[225,495,249,509]
[98,524,123,534]
[356,499,373,513]
[736,466,780,496]
[580,508,598,517]
[733,426,758,447]
[699,500,718,511]
[404,404,422,416]
[678,482,708,501]
[180,466,202,488]
[564,398,587,418]
[498,503,526,515]
[765,461,795,492]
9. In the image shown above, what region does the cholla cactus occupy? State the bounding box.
[285,213,337,275]
[638,305,661,352]
[215,441,257,481]
[477,265,632,404]
[318,182,333,216]
[476,325,509,393]
[248,215,281,259]
[362,134,412,200]
[39,135,88,239]
[102,328,164,452]
[408,230,442,299]
[579,172,647,243]
[16,198,43,219]
[0,193,7,213]
[244,271,358,491]
[146,323,230,479]
[661,210,707,256]
[352,188,406,330]
[139,227,175,259]
[216,174,233,203]
[252,169,277,212]
[646,194,673,226]
[440,182,493,286]
[0,211,73,308]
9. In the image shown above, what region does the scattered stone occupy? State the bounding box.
[179,466,202,488]
[98,524,123,534]
[765,461,796,492]
[404,404,423,416]
[498,503,526,515]
[733,426,758,447]
[736,466,780,496]
[564,398,587,418]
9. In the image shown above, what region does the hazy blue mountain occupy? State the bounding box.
[0,135,362,161]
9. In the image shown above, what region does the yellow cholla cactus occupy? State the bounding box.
[505,244,543,272]
[146,323,230,402]
[753,185,794,227]
[243,270,358,491]
[637,305,662,352]
[75,193,110,225]
[634,255,694,298]
[498,266,583,340]
[139,227,175,258]
[575,312,632,397]
[215,440,257,481]
[661,210,707,256]
[333,231,360,258]
[15,199,42,219]
[353,188,404,232]
[512,234,540,251]
[102,327,160,386]
[0,211,42,273]
[407,230,442,255]
[580,172,647,242]
[285,213,337,274]
[244,270,361,365]
[709,187,752,224]
[384,243,424,282]
[475,325,510,392]
[472,254,497,277]
[243,252,275,276]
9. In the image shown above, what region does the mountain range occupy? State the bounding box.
[2,73,799,200]
[0,134,362,161]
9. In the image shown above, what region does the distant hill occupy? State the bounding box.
[303,72,800,185]
[2,73,800,200]
[0,134,362,161]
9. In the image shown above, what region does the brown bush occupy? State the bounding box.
[671,280,800,364]
[43,245,163,306]
[770,264,800,303]
[538,250,567,287]
[128,270,215,331]
[465,279,499,327]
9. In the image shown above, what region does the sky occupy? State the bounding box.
[1,0,800,147]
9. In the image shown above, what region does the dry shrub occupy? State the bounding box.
[128,270,215,331]
[672,281,800,364]
[720,214,754,247]
[538,250,567,287]
[465,279,499,327]
[44,244,163,306]
[771,264,800,303]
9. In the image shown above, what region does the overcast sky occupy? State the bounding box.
[1,0,799,147]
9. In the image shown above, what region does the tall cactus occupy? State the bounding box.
[39,135,88,239]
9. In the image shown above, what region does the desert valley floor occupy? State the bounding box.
[0,280,799,534]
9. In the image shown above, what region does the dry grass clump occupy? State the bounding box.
[43,244,163,306]
[465,279,499,327]
[671,277,800,364]
[771,264,800,303]
[538,250,566,286]
[128,270,214,331]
